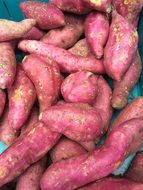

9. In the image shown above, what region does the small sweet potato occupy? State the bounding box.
[41,14,84,49]
[85,11,109,59]
[61,71,98,104]
[0,42,16,89]
[104,11,138,81]
[112,0,143,27]
[18,40,105,74]
[20,1,65,30]
[23,26,45,40]
[112,52,142,109]
[50,137,87,162]
[0,90,6,118]
[22,55,61,113]
[8,65,36,130]
[0,19,36,41]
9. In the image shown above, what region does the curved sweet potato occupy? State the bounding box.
[23,27,45,40]
[0,90,6,117]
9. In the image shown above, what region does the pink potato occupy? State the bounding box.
[0,42,16,89]
[41,14,84,49]
[104,11,138,81]
[112,0,143,27]
[112,52,142,109]
[8,65,36,130]
[40,118,143,190]
[22,26,45,40]
[0,90,6,117]
[0,121,61,187]
[0,19,36,41]
[49,0,92,14]
[50,137,87,162]
[22,55,61,113]
[85,11,109,59]
[18,40,105,74]
[61,71,98,104]
[41,102,103,142]
[20,1,65,30]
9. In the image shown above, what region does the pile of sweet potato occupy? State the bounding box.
[0,0,143,189]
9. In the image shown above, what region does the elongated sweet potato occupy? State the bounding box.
[0,19,36,41]
[112,52,142,109]
[41,102,103,142]
[49,0,92,14]
[0,121,61,187]
[61,71,98,104]
[40,118,143,190]
[8,65,36,130]
[85,11,109,59]
[104,11,138,81]
[125,152,143,183]
[50,137,87,162]
[23,26,45,40]
[22,55,61,113]
[41,14,84,49]
[0,42,16,89]
[112,0,143,27]
[20,1,65,30]
[18,40,105,74]
[0,90,6,118]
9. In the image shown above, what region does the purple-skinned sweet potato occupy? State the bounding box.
[22,26,45,40]
[85,11,109,59]
[50,137,87,162]
[40,118,143,190]
[20,1,65,30]
[61,71,98,104]
[0,90,6,117]
[49,0,92,14]
[112,0,143,27]
[18,40,105,74]
[41,14,84,49]
[8,65,36,130]
[112,52,142,109]
[0,42,16,89]
[22,55,61,113]
[40,102,103,142]
[0,19,36,41]
[125,152,143,183]
[104,11,138,81]
[0,121,61,187]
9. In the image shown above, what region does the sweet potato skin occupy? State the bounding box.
[104,11,138,81]
[18,40,105,74]
[22,55,61,113]
[112,52,142,109]
[0,19,36,41]
[41,14,84,49]
[0,42,16,89]
[23,26,45,40]
[8,65,36,130]
[85,11,109,59]
[0,90,6,117]
[20,1,65,30]
[61,71,98,104]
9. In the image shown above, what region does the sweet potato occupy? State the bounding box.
[79,177,143,190]
[85,11,109,59]
[112,0,143,27]
[0,42,16,89]
[41,14,84,49]
[0,90,6,118]
[49,0,92,14]
[125,152,143,183]
[112,52,142,109]
[20,1,65,30]
[61,71,98,104]
[23,26,45,40]
[78,141,95,151]
[8,65,36,130]
[104,11,138,81]
[50,137,87,162]
[22,55,61,113]
[18,40,105,74]
[41,102,103,142]
[0,121,61,187]
[40,118,143,190]
[0,19,36,41]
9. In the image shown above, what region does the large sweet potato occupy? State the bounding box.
[18,40,105,74]
[104,11,138,81]
[0,90,6,117]
[23,26,45,40]
[20,1,65,30]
